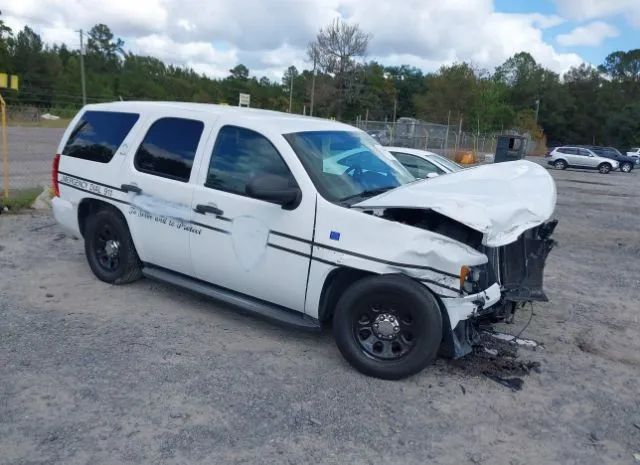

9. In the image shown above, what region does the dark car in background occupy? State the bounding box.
[586,146,636,173]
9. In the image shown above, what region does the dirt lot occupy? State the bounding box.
[1,163,639,465]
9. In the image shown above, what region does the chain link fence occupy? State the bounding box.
[0,105,72,201]
[353,117,505,162]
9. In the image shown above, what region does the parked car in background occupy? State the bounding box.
[546,146,619,174]
[385,147,463,179]
[586,146,635,173]
[626,147,640,164]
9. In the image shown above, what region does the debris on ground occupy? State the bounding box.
[451,330,541,391]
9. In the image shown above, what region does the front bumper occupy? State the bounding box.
[440,283,501,329]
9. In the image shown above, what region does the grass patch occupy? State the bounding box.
[0,187,43,212]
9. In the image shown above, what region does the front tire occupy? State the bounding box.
[84,208,142,284]
[333,275,443,380]
[620,162,632,173]
[598,163,612,174]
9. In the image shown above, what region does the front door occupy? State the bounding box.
[122,112,212,275]
[189,124,315,313]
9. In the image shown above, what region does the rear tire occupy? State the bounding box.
[333,275,443,380]
[84,208,142,284]
[553,159,567,170]
[620,162,632,173]
[598,163,612,174]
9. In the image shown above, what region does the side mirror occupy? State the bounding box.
[425,172,440,179]
[246,174,302,210]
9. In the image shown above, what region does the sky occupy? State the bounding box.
[2,0,639,80]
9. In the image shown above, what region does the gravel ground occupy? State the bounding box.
[1,163,639,465]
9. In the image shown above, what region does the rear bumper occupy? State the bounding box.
[52,196,81,237]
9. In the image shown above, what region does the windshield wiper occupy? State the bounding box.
[339,186,395,203]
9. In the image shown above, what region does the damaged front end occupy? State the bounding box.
[352,160,559,358]
[442,219,558,358]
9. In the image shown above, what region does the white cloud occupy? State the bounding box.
[129,34,238,79]
[1,0,587,79]
[557,21,619,46]
[554,0,640,27]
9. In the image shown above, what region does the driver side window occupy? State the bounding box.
[206,125,297,196]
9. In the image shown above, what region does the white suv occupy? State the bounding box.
[546,146,619,173]
[627,147,640,164]
[52,102,557,379]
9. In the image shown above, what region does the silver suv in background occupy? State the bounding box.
[546,146,619,174]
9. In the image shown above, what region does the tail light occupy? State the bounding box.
[52,153,61,197]
[544,150,551,157]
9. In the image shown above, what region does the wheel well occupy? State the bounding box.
[318,267,374,323]
[554,158,567,165]
[78,198,124,237]
[598,162,611,167]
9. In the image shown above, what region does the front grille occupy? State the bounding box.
[482,221,557,302]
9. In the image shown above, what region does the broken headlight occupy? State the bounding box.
[460,264,491,294]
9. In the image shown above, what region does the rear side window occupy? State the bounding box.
[391,152,444,178]
[63,111,139,163]
[206,126,295,196]
[558,147,577,155]
[134,117,204,182]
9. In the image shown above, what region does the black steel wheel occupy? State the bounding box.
[85,208,142,284]
[333,274,443,380]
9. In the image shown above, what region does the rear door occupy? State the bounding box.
[122,110,213,275]
[559,147,580,166]
[578,148,599,168]
[189,124,315,313]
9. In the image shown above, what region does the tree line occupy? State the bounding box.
[0,13,639,148]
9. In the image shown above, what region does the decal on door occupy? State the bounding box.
[231,216,269,271]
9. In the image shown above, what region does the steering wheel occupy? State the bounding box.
[346,165,363,179]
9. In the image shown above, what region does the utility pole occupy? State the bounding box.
[534,99,540,124]
[288,71,294,113]
[77,29,87,106]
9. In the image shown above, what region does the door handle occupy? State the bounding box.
[194,204,224,216]
[121,184,142,194]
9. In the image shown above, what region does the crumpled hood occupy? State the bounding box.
[353,160,556,247]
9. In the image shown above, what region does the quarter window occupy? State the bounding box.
[63,111,139,163]
[206,126,296,196]
[391,152,444,178]
[134,117,204,182]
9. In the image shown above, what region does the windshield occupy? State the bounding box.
[429,153,463,172]
[284,130,414,204]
